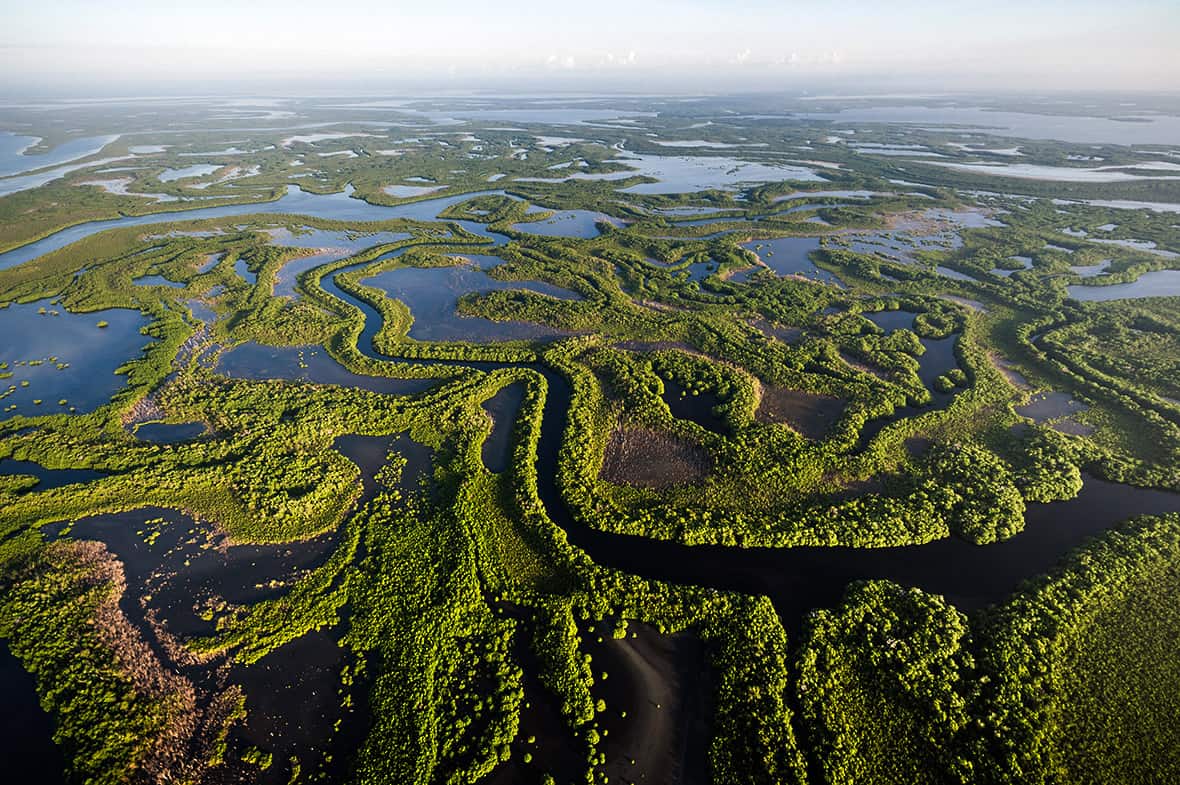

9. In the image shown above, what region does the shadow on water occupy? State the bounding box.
[481,383,526,473]
[483,621,585,785]
[0,642,65,785]
[29,430,426,782]
[587,623,713,785]
[863,309,917,332]
[132,422,207,444]
[0,458,106,491]
[660,379,727,434]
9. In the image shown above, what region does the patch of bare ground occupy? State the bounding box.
[839,350,890,380]
[827,474,886,502]
[590,624,712,785]
[123,323,212,427]
[616,340,696,354]
[175,323,212,367]
[121,390,165,426]
[749,317,803,345]
[882,209,939,233]
[1051,418,1096,436]
[38,541,240,784]
[905,436,934,456]
[638,299,691,313]
[943,294,987,313]
[756,387,846,440]
[990,352,1033,390]
[600,428,711,489]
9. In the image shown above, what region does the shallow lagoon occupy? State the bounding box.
[1087,238,1178,259]
[234,257,257,285]
[924,160,1180,183]
[536,152,823,194]
[364,260,579,342]
[1070,260,1112,278]
[740,237,843,286]
[1068,271,1180,301]
[864,309,916,332]
[512,210,625,238]
[1068,199,1180,214]
[77,178,177,202]
[773,189,880,202]
[0,300,152,419]
[158,164,221,182]
[0,153,141,197]
[992,256,1033,277]
[218,343,438,396]
[266,227,413,297]
[836,210,978,264]
[133,273,185,288]
[1016,391,1087,422]
[613,153,823,194]
[936,265,977,282]
[383,184,446,198]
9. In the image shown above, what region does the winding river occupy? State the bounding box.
[3,179,1171,631]
[4,185,1180,781]
[317,247,1180,635]
[0,180,1175,630]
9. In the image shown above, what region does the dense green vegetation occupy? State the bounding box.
[1,94,1178,785]
[797,581,973,785]
[795,512,1180,785]
[975,514,1180,785]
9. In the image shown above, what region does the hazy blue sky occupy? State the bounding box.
[2,1,1177,92]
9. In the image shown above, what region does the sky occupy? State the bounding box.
[2,0,1178,93]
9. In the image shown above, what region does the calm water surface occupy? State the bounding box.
[0,300,152,419]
